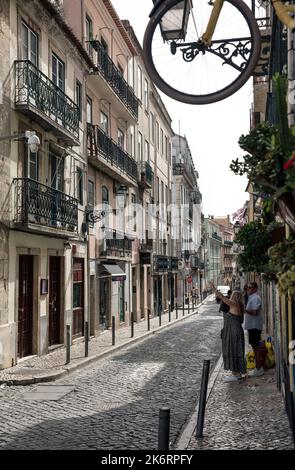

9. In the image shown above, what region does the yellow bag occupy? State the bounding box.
[265,337,275,368]
[246,351,256,369]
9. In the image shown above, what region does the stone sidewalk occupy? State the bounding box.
[0,301,203,386]
[176,357,295,450]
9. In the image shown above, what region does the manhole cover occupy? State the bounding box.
[22,385,75,401]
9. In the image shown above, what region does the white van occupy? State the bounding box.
[216,285,230,303]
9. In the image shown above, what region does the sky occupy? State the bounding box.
[111,0,251,218]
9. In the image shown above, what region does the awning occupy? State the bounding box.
[100,263,126,282]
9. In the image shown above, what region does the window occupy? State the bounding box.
[118,129,124,149]
[50,152,64,191]
[52,53,65,91]
[100,111,109,134]
[102,186,109,206]
[76,80,82,121]
[101,37,108,54]
[129,125,135,157]
[156,121,159,151]
[88,180,95,208]
[21,21,38,66]
[128,57,134,88]
[145,140,149,162]
[160,129,164,155]
[86,96,92,124]
[26,149,38,181]
[85,15,93,54]
[165,136,168,161]
[76,167,84,205]
[131,193,136,232]
[138,131,143,161]
[150,113,155,144]
[144,79,149,109]
[137,66,142,101]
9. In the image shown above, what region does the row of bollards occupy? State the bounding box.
[65,301,198,365]
[157,359,210,449]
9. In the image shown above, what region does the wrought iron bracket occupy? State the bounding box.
[170,37,253,73]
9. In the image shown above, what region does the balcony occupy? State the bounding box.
[15,61,79,145]
[224,240,233,246]
[89,40,138,121]
[101,228,133,258]
[13,178,78,235]
[211,232,222,242]
[169,257,179,272]
[140,238,153,252]
[154,255,169,272]
[87,124,138,184]
[138,161,154,189]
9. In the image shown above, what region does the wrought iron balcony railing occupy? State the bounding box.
[15,61,79,141]
[211,232,222,242]
[224,240,234,246]
[169,257,179,271]
[154,255,169,272]
[87,124,138,182]
[101,228,133,255]
[13,178,78,232]
[138,161,154,189]
[89,40,138,119]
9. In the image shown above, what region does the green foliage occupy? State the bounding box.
[230,74,295,196]
[234,221,272,273]
[268,236,295,297]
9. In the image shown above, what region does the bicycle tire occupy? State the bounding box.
[143,0,261,105]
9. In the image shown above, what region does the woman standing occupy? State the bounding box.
[210,282,246,382]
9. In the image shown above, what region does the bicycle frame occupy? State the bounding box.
[201,0,295,46]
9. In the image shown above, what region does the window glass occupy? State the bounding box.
[21,21,38,66]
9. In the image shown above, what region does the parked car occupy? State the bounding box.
[216,285,230,303]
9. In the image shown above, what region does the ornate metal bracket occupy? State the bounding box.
[171,37,254,73]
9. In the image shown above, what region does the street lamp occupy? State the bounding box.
[0,130,40,153]
[233,221,241,235]
[155,0,192,41]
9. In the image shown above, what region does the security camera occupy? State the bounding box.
[25,131,40,153]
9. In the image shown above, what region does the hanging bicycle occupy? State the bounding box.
[143,0,295,105]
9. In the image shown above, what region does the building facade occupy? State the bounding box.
[0,0,90,368]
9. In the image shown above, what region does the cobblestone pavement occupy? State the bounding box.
[0,301,206,385]
[0,298,223,450]
[183,356,294,450]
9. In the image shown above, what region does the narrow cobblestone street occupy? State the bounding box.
[0,299,223,450]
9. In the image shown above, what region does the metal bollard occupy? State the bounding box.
[168,302,171,322]
[159,308,162,327]
[84,321,89,357]
[147,312,150,331]
[112,316,115,346]
[66,324,71,364]
[188,298,190,314]
[176,302,178,319]
[196,359,211,438]
[131,312,134,338]
[158,407,170,450]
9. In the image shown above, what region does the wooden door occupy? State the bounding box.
[49,257,61,346]
[18,255,33,358]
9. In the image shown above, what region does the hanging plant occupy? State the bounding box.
[230,74,295,231]
[234,221,272,273]
[268,236,295,297]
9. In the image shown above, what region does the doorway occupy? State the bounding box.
[18,255,34,358]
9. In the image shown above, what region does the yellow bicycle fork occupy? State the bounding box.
[200,0,295,48]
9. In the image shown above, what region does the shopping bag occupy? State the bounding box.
[246,351,256,369]
[265,337,275,368]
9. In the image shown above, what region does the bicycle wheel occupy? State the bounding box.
[143,0,261,104]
